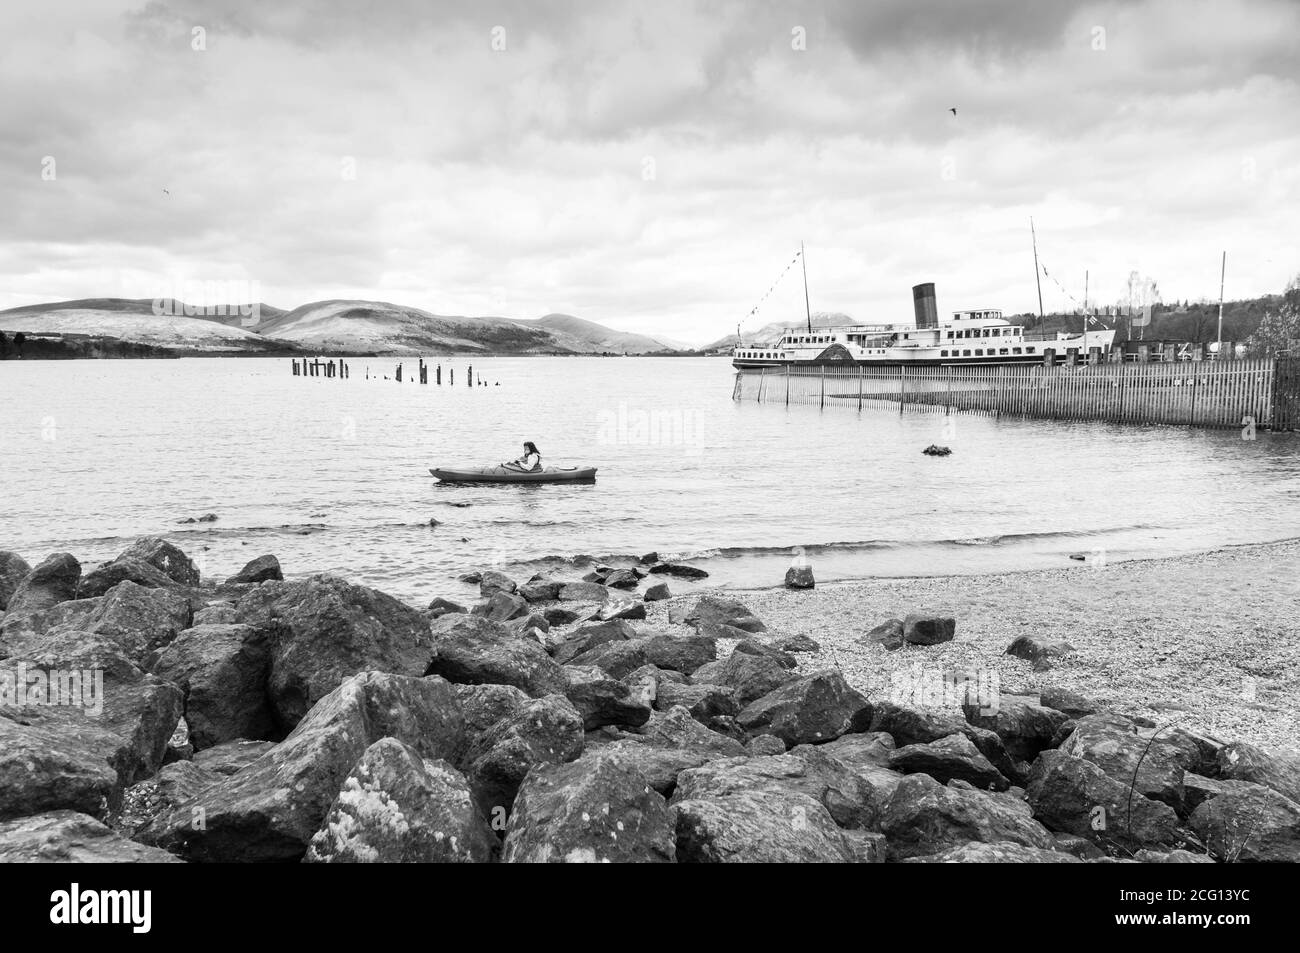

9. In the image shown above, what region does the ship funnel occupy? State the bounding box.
[912,283,937,329]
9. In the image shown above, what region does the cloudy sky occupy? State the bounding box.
[2,0,1297,344]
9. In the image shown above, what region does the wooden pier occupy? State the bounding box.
[734,357,1299,431]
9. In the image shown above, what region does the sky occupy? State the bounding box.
[1,0,1297,346]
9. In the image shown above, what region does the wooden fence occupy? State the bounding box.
[732,358,1299,430]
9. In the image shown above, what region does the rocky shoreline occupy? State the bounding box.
[1,538,1297,863]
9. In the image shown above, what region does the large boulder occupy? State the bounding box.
[427,614,565,698]
[880,774,1056,860]
[0,810,183,863]
[453,683,531,739]
[1006,635,1076,668]
[584,706,747,795]
[136,672,465,862]
[1057,714,1200,812]
[1214,741,1300,805]
[519,580,563,603]
[225,555,283,585]
[561,665,652,731]
[902,842,1081,863]
[685,596,766,638]
[192,739,277,775]
[478,570,518,597]
[503,752,675,863]
[76,557,174,599]
[675,790,863,862]
[5,553,81,615]
[235,576,437,729]
[461,694,585,821]
[0,552,32,611]
[558,581,611,602]
[654,681,740,723]
[1024,749,1183,851]
[673,746,882,830]
[551,619,637,665]
[864,618,904,651]
[690,650,797,706]
[888,733,1011,791]
[75,581,193,667]
[148,624,273,750]
[966,699,1070,765]
[869,700,1019,783]
[1189,782,1300,863]
[472,590,530,623]
[736,669,872,747]
[0,630,183,820]
[118,537,200,587]
[304,738,497,863]
[0,597,102,658]
[902,613,955,646]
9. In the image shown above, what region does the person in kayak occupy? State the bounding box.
[504,441,542,472]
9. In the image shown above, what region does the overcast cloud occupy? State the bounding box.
[2,0,1297,344]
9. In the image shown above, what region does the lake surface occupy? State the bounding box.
[2,356,1298,606]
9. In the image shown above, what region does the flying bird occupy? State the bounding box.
[949,107,957,116]
[162,188,170,195]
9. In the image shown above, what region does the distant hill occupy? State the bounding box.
[704,312,853,351]
[0,296,692,358]
[0,298,290,354]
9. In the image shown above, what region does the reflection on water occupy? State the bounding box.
[1,356,1297,604]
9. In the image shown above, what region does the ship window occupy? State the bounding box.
[962,349,971,356]
[1013,347,1022,354]
[975,349,984,356]
[1027,347,1035,353]
[946,331,953,339]
[941,350,949,357]
[999,348,1009,355]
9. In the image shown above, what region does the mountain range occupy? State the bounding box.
[0,298,689,357]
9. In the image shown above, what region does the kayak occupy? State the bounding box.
[430,465,598,484]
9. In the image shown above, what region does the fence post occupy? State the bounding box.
[899,366,906,415]
[785,365,791,406]
[820,365,825,409]
[858,364,864,411]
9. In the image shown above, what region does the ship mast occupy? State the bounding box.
[1030,218,1045,326]
[801,241,812,334]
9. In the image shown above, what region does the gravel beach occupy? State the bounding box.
[641,539,1300,750]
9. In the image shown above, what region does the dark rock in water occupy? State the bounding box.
[504,751,676,863]
[655,681,740,723]
[472,590,530,622]
[225,555,283,585]
[552,619,637,666]
[597,598,647,622]
[691,650,797,706]
[0,810,183,863]
[233,575,435,730]
[197,513,218,522]
[137,672,466,862]
[1024,749,1182,851]
[674,789,862,863]
[649,563,709,580]
[425,596,467,619]
[865,618,904,650]
[1189,783,1300,863]
[604,569,640,590]
[542,606,583,626]
[428,614,565,697]
[519,580,563,603]
[0,631,184,821]
[921,445,952,456]
[887,733,1011,791]
[558,581,612,602]
[478,570,518,597]
[784,565,815,589]
[77,557,173,599]
[6,552,81,615]
[674,746,882,831]
[643,582,671,601]
[747,735,787,756]
[458,571,482,584]
[562,665,653,730]
[119,537,200,587]
[148,623,273,750]
[639,552,660,565]
[686,595,766,634]
[904,842,1079,863]
[304,738,497,863]
[0,551,33,611]
[1214,741,1300,805]
[880,773,1056,859]
[737,670,872,748]
[1006,635,1076,668]
[903,613,956,646]
[462,694,585,820]
[192,739,277,775]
